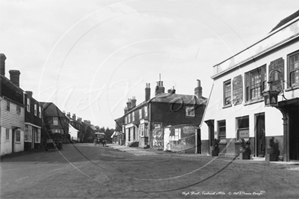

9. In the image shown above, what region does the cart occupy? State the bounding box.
[45,133,63,151]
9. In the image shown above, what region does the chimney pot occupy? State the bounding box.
[25,91,33,98]
[0,53,6,76]
[145,83,151,101]
[9,70,21,87]
[131,97,137,108]
[194,79,202,98]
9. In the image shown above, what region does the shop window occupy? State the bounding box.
[170,128,181,141]
[218,120,226,141]
[186,106,195,117]
[245,65,266,101]
[287,51,299,88]
[236,116,249,139]
[35,129,41,143]
[223,80,231,106]
[24,125,32,142]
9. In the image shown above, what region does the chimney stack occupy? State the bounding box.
[131,97,136,108]
[0,53,6,76]
[145,83,151,101]
[194,79,202,98]
[9,70,21,87]
[126,99,132,110]
[84,120,91,125]
[67,112,71,118]
[167,87,176,94]
[155,74,165,96]
[124,107,128,114]
[72,114,76,121]
[25,91,33,98]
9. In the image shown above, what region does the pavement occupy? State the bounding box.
[107,143,161,156]
[107,143,299,166]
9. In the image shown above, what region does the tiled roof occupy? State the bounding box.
[150,93,207,105]
[39,102,66,118]
[124,93,206,115]
[270,10,299,32]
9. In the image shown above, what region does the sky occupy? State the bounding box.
[0,0,298,128]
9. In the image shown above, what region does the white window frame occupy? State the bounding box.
[15,129,21,143]
[224,80,231,106]
[132,111,135,122]
[287,51,299,88]
[24,125,32,142]
[139,109,142,119]
[39,106,42,118]
[34,104,37,116]
[27,98,30,112]
[35,129,41,143]
[170,128,181,141]
[53,117,59,125]
[144,106,148,117]
[185,106,195,117]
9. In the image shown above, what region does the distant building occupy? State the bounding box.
[0,54,25,155]
[200,11,299,161]
[39,102,70,143]
[117,78,207,153]
[113,116,125,145]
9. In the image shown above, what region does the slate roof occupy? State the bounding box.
[39,102,66,118]
[270,10,299,32]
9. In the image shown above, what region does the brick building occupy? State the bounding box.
[24,91,43,150]
[39,102,70,143]
[118,79,207,153]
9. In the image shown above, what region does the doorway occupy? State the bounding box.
[196,128,201,154]
[289,106,299,160]
[255,113,265,157]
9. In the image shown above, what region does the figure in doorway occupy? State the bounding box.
[260,129,265,156]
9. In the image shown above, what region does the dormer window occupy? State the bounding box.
[186,106,195,117]
[53,117,58,125]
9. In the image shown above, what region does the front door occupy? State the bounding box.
[196,128,201,154]
[255,114,265,157]
[12,128,15,153]
[289,106,299,160]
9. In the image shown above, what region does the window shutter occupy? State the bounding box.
[261,65,266,92]
[245,73,250,101]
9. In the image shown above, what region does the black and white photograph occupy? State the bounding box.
[0,0,299,198]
